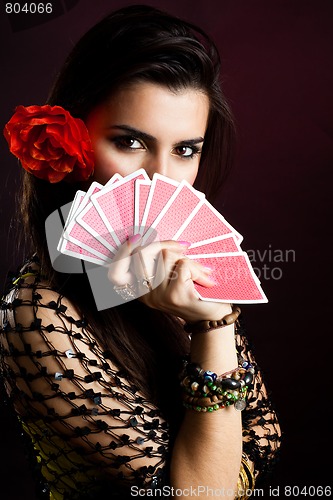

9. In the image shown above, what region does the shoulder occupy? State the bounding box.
[0,258,140,405]
[1,257,86,356]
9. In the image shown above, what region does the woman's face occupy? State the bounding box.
[86,82,209,185]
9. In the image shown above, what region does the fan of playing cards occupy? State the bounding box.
[58,169,267,303]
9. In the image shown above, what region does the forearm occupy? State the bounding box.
[170,324,243,497]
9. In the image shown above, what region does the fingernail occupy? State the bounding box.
[204,266,214,273]
[178,241,191,247]
[128,234,141,244]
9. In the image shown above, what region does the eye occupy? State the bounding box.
[112,136,145,150]
[173,145,201,159]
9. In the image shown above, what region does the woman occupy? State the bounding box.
[0,5,281,499]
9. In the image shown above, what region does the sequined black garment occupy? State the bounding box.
[0,257,281,499]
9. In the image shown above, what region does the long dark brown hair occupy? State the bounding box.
[18,5,236,419]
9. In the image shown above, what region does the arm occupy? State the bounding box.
[133,246,245,497]
[170,319,282,496]
[0,276,170,490]
[171,322,243,497]
[134,242,280,496]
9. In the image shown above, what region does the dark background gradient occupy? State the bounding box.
[0,1,332,498]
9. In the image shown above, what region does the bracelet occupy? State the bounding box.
[184,305,241,334]
[182,389,248,412]
[180,355,255,412]
[236,453,256,499]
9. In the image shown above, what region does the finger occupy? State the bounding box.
[108,234,142,284]
[131,244,168,293]
[136,246,188,305]
[173,258,216,288]
[112,234,142,262]
[163,240,192,253]
[131,240,190,286]
[131,248,154,291]
[133,239,191,257]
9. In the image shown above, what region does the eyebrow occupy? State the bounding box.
[109,125,205,145]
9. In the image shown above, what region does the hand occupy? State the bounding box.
[108,236,231,322]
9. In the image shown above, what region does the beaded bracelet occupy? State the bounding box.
[182,388,248,412]
[184,305,241,334]
[180,356,255,412]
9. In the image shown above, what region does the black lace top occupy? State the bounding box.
[0,256,281,499]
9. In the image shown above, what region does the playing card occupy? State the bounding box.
[59,236,109,265]
[63,189,85,230]
[174,198,243,245]
[57,169,267,305]
[74,173,130,251]
[91,169,150,245]
[185,234,241,255]
[70,173,123,221]
[188,252,267,303]
[70,181,103,220]
[134,179,151,230]
[57,189,85,252]
[58,192,111,265]
[61,174,123,261]
[140,173,179,235]
[142,180,205,244]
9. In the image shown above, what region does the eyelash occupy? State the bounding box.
[174,145,201,160]
[110,135,202,159]
[111,136,143,151]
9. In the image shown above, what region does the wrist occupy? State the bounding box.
[184,305,241,335]
[190,323,238,373]
[180,303,232,324]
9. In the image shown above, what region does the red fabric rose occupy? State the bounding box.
[3,105,94,183]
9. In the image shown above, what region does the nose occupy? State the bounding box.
[143,151,170,179]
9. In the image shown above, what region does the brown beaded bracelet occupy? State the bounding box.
[184,305,241,335]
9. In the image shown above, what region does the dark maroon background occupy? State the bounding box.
[1,1,332,498]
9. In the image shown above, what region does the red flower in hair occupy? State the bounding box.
[3,105,94,183]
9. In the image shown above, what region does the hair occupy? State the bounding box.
[18,4,236,421]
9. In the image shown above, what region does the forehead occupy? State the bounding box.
[91,82,209,136]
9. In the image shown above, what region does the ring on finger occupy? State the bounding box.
[113,283,137,301]
[137,249,154,292]
[140,275,156,291]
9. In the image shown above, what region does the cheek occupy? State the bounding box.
[187,168,199,186]
[91,142,137,183]
[175,163,200,186]
[167,159,200,185]
[92,146,119,183]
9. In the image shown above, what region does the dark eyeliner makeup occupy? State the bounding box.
[110,135,145,150]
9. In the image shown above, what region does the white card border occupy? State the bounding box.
[187,251,267,303]
[142,179,205,244]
